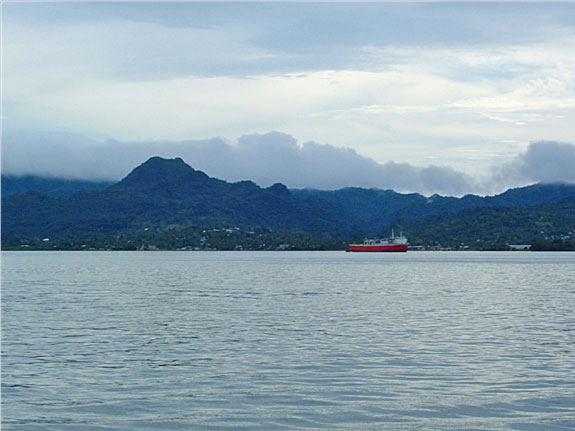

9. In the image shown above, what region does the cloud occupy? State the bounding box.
[4,41,574,176]
[3,130,478,196]
[3,130,574,196]
[3,3,575,175]
[491,141,575,188]
[3,4,575,196]
[6,3,575,79]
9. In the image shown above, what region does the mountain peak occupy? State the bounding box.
[140,156,189,169]
[112,157,198,190]
[267,183,291,198]
[140,156,194,172]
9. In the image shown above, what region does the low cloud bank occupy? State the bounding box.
[490,141,575,190]
[2,130,574,196]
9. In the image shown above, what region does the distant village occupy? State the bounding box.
[7,225,575,252]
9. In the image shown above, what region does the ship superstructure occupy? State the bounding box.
[347,230,408,252]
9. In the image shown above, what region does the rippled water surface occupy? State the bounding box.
[3,251,575,430]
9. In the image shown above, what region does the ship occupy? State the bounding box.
[347,230,408,252]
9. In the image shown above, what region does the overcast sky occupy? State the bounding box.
[2,1,575,195]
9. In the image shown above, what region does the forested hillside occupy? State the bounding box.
[3,157,574,248]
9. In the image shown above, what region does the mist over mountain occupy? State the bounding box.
[2,157,355,240]
[3,130,574,196]
[489,141,575,191]
[1,175,113,197]
[3,156,575,243]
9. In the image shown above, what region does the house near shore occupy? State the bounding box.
[509,244,531,250]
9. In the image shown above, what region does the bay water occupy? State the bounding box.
[2,251,574,430]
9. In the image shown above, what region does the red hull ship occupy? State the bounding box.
[347,231,408,252]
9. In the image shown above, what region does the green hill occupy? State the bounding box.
[399,197,575,247]
[1,157,359,241]
[293,183,575,231]
[2,156,575,247]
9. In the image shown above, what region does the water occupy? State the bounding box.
[2,251,575,430]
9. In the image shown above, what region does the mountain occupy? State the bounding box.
[1,157,358,241]
[293,183,575,231]
[1,175,113,197]
[3,156,575,243]
[400,195,575,246]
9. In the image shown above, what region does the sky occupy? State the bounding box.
[2,1,575,196]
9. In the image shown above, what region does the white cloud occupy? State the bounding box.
[3,19,271,96]
[3,3,575,178]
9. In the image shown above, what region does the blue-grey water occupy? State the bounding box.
[2,251,575,430]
